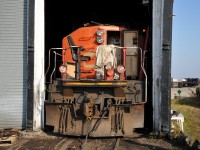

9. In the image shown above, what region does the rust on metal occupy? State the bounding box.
[62,80,128,87]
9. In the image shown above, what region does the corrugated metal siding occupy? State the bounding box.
[0,0,28,129]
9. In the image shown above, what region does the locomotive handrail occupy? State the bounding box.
[45,46,147,103]
[45,46,81,83]
[114,46,147,104]
[49,51,57,84]
[45,48,65,83]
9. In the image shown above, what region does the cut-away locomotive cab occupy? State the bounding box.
[45,23,148,137]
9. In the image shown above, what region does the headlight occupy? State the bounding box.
[96,29,104,36]
[107,69,114,76]
[117,65,125,73]
[96,37,104,44]
[59,65,67,73]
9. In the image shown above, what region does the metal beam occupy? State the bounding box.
[27,0,35,130]
[152,0,164,131]
[161,0,174,133]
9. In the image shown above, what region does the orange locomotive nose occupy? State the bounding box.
[62,25,125,80]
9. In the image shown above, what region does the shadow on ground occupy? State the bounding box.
[173,97,200,108]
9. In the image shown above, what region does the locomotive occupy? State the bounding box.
[45,23,148,137]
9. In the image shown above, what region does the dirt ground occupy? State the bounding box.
[0,130,192,150]
[0,87,198,150]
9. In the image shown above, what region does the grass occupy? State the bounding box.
[171,96,200,141]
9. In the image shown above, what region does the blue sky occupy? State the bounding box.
[171,0,200,79]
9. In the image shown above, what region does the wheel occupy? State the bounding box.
[178,82,183,88]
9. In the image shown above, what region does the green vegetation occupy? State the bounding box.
[171,97,200,141]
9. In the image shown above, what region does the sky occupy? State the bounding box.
[171,0,200,80]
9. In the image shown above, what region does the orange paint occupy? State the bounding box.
[62,25,125,79]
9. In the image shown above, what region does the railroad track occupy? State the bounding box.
[0,131,186,150]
